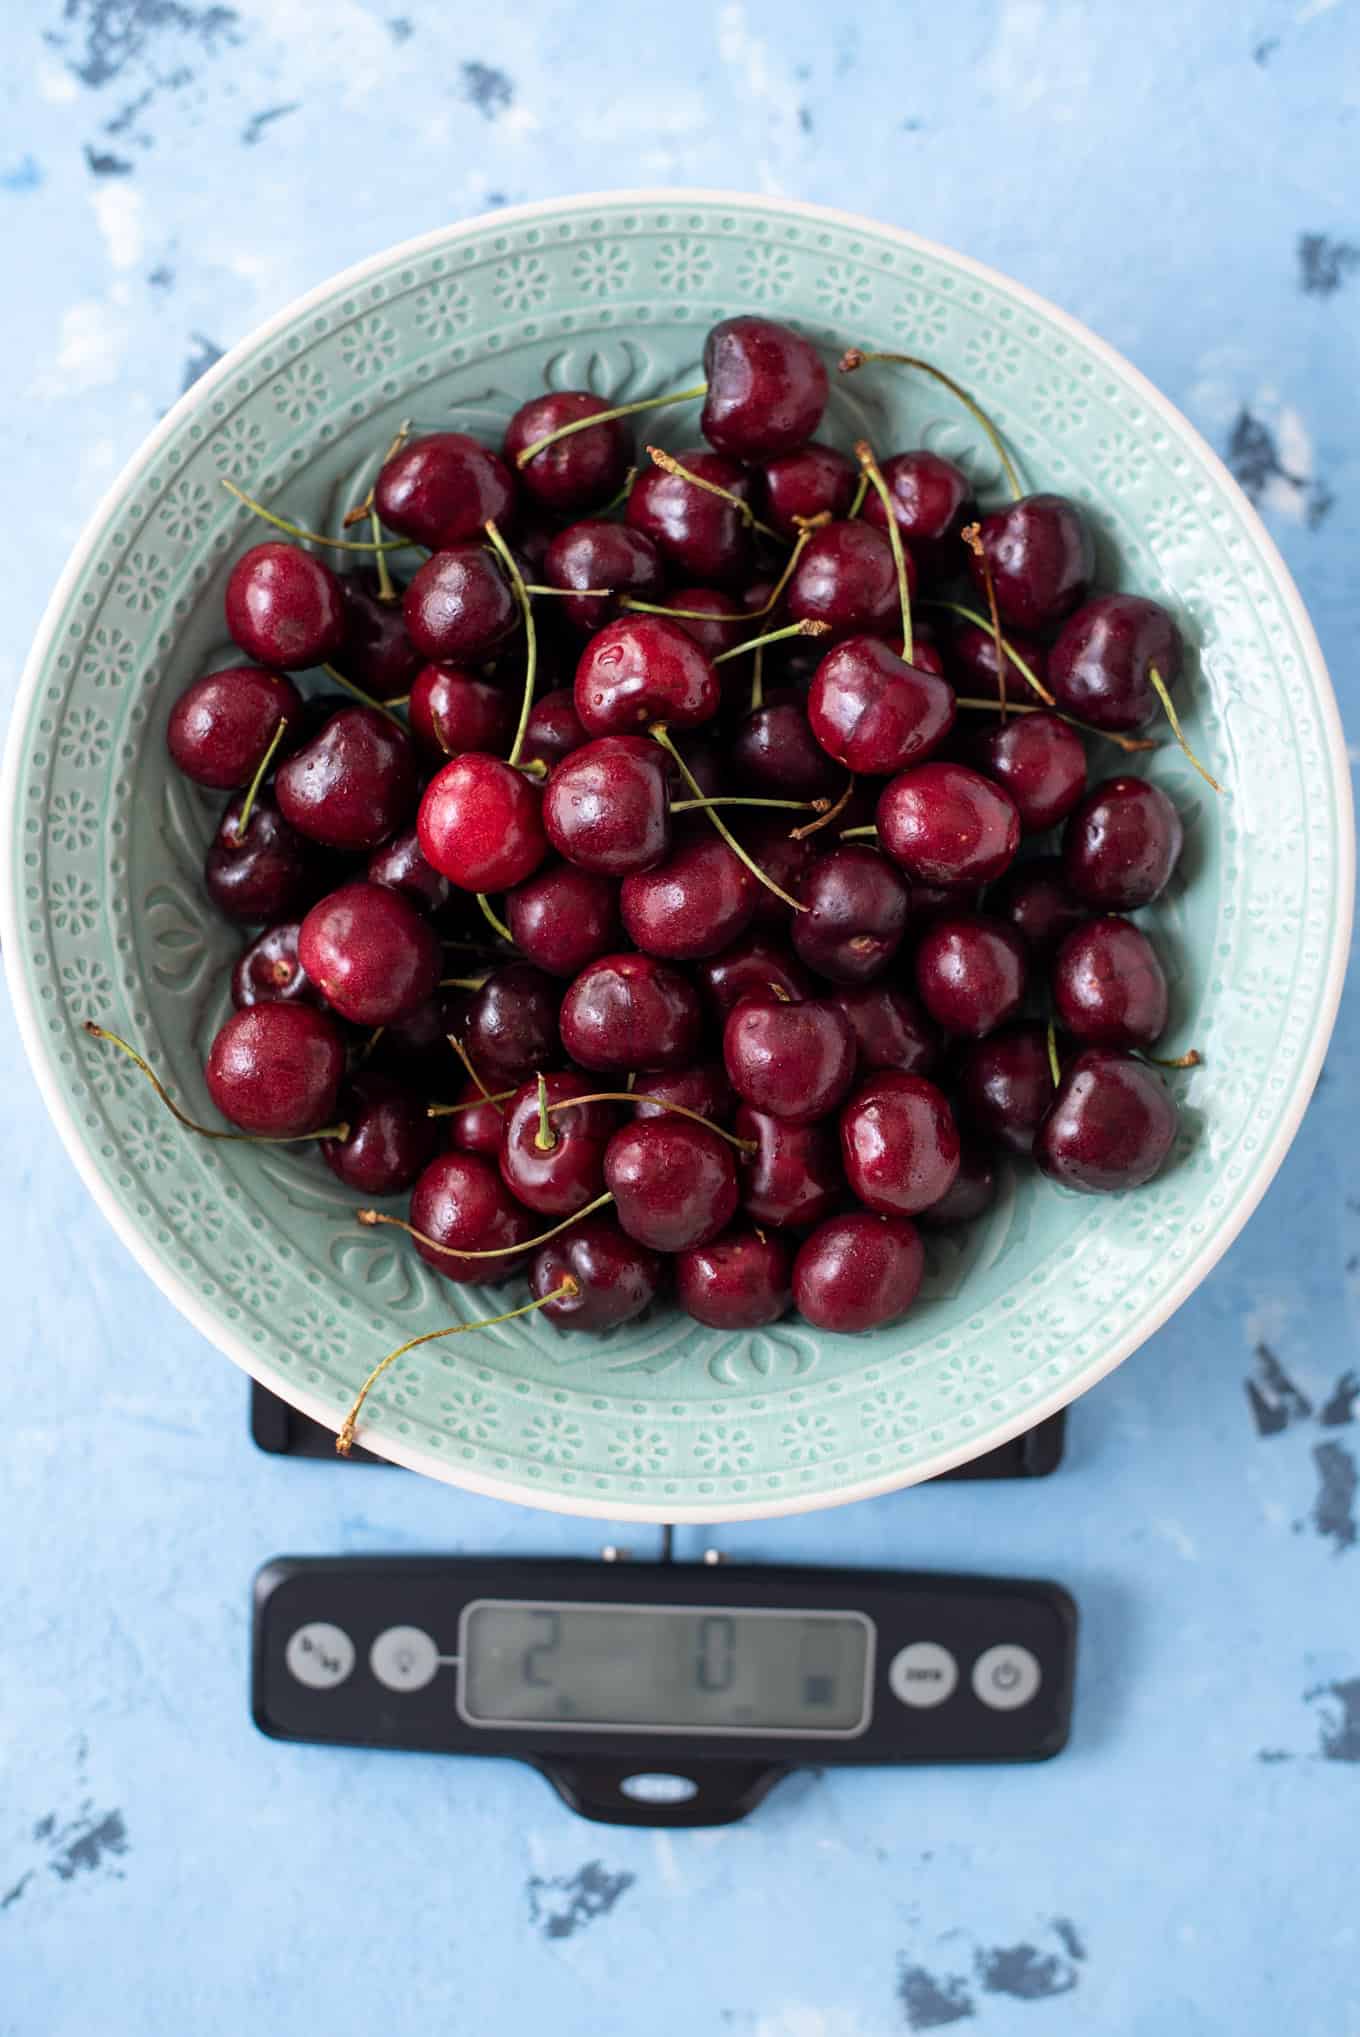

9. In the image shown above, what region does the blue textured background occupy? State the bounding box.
[3,4,1358,2032]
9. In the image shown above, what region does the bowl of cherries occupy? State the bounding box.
[5,194,1349,1518]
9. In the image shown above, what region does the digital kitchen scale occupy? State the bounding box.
[253,1555,1076,1826]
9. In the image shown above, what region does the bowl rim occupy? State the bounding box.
[4,187,1353,1520]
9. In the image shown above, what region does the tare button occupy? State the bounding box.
[971,1643,1042,1710]
[888,1641,958,1709]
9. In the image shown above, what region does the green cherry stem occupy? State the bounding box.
[235,715,288,836]
[522,583,614,599]
[440,974,490,991]
[545,1092,756,1153]
[839,348,1025,500]
[962,520,1009,720]
[750,644,765,711]
[534,1070,557,1150]
[483,518,537,768]
[953,697,1158,754]
[448,1034,503,1109]
[919,599,1057,706]
[711,619,830,665]
[1148,668,1223,793]
[847,471,870,519]
[220,479,410,553]
[644,445,785,543]
[515,385,708,468]
[839,825,879,841]
[669,794,823,815]
[82,1022,350,1145]
[649,724,807,914]
[426,1088,515,1117]
[357,1192,614,1258]
[342,417,413,528]
[855,439,913,662]
[475,892,514,944]
[1046,1020,1062,1089]
[790,775,855,840]
[337,1278,579,1455]
[319,664,408,729]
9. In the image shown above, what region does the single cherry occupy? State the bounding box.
[757,441,857,535]
[732,695,840,800]
[402,545,518,663]
[542,734,670,874]
[831,983,939,1075]
[723,994,856,1124]
[231,921,320,1010]
[224,542,346,669]
[914,914,1028,1037]
[966,493,1094,631]
[366,825,453,917]
[1053,916,1169,1047]
[320,1073,439,1195]
[699,932,812,1016]
[861,450,973,582]
[504,393,632,513]
[665,586,747,660]
[499,1072,620,1216]
[988,856,1089,960]
[1035,1048,1178,1192]
[446,1080,507,1159]
[948,621,1049,704]
[543,520,664,634]
[205,1002,346,1136]
[506,862,622,977]
[408,664,513,761]
[969,710,1087,833]
[633,1062,735,1125]
[298,881,442,1025]
[626,449,754,586]
[418,753,547,892]
[786,522,907,642]
[275,705,419,852]
[676,1228,793,1329]
[917,1139,998,1227]
[741,816,815,929]
[1063,776,1184,910]
[621,830,756,961]
[792,1211,925,1332]
[204,791,326,925]
[530,1215,662,1332]
[375,432,517,549]
[521,687,588,773]
[408,1151,535,1284]
[735,1106,842,1230]
[792,844,910,985]
[877,761,1021,886]
[840,1071,960,1216]
[808,636,955,776]
[574,614,720,736]
[560,953,703,1073]
[701,316,829,458]
[333,569,421,701]
[604,1117,740,1252]
[957,1023,1052,1153]
[1048,593,1183,732]
[463,963,562,1085]
[167,665,301,790]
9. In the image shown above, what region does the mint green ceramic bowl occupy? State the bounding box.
[3,192,1350,1519]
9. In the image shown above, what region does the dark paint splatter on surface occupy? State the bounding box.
[1,1873,33,1911]
[45,0,242,89]
[461,61,513,119]
[1245,1341,1312,1436]
[387,14,412,38]
[84,144,134,175]
[148,262,174,289]
[1298,233,1360,297]
[897,1963,975,2029]
[1257,1747,1292,1763]
[1309,1440,1357,1552]
[1252,37,1279,66]
[1306,482,1335,530]
[798,106,813,133]
[1307,1677,1360,1761]
[1321,1371,1359,1427]
[50,1810,129,1882]
[903,118,924,131]
[975,1942,1080,2000]
[181,332,223,391]
[1052,1918,1086,1962]
[241,102,299,146]
[1226,410,1331,529]
[526,1860,635,1940]
[1,155,45,192]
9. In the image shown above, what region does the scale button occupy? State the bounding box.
[619,1773,699,1806]
[888,1641,958,1708]
[370,1625,441,1693]
[285,1622,355,1691]
[971,1644,1042,1710]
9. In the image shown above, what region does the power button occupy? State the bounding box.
[971,1644,1042,1711]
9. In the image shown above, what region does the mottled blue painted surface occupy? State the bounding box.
[2,3,1358,2032]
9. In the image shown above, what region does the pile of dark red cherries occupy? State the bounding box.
[142,312,1202,1385]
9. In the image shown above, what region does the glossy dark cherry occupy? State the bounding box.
[543,520,664,634]
[320,1073,439,1195]
[366,825,452,917]
[1035,1048,1178,1193]
[861,450,973,582]
[839,1071,961,1216]
[167,665,301,790]
[757,441,857,536]
[786,522,907,642]
[807,636,955,776]
[958,1023,1052,1153]
[699,933,812,1016]
[914,914,1028,1038]
[298,881,442,1025]
[1048,594,1183,732]
[402,545,518,663]
[732,695,840,799]
[626,449,754,586]
[735,1106,842,1230]
[374,432,517,549]
[333,569,421,701]
[741,818,815,930]
[521,687,588,773]
[676,1228,793,1329]
[700,315,829,459]
[1053,916,1169,1047]
[530,1215,662,1332]
[948,621,1049,705]
[633,1062,735,1124]
[560,953,703,1073]
[224,542,346,669]
[988,856,1089,960]
[463,963,562,1085]
[876,761,1021,886]
[831,983,939,1075]
[792,1211,925,1332]
[969,710,1087,833]
[205,1002,346,1136]
[418,753,547,892]
[408,664,514,761]
[446,1080,508,1158]
[621,830,756,961]
[604,1117,740,1253]
[966,493,1094,631]
[506,862,622,977]
[917,1139,998,1228]
[504,392,633,513]
[723,994,857,1124]
[408,1151,535,1284]
[792,844,910,985]
[274,705,419,852]
[499,1071,620,1216]
[230,921,318,1010]
[1062,776,1184,910]
[204,791,326,925]
[574,614,720,736]
[665,586,747,660]
[542,734,670,875]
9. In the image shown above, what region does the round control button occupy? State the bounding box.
[971,1643,1042,1710]
[619,1773,700,1806]
[285,1621,355,1690]
[888,1641,958,1709]
[369,1625,441,1693]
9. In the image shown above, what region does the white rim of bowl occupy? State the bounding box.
[4,188,1353,1521]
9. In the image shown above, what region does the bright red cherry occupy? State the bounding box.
[499,1072,619,1216]
[417,753,547,891]
[966,493,1094,631]
[408,664,513,761]
[403,545,518,662]
[1048,594,1183,732]
[224,542,346,669]
[807,636,955,776]
[542,734,670,875]
[560,953,704,1073]
[274,705,419,852]
[1035,1049,1178,1192]
[1063,776,1183,910]
[914,915,1028,1037]
[839,1071,960,1215]
[375,432,516,549]
[408,1151,535,1284]
[604,1117,740,1252]
[876,761,1021,886]
[205,1003,345,1136]
[506,862,622,977]
[504,393,633,513]
[297,881,441,1026]
[530,1215,662,1332]
[167,665,301,789]
[676,1229,793,1329]
[1053,917,1169,1047]
[700,316,829,458]
[723,994,856,1124]
[792,1212,925,1332]
[620,831,756,961]
[574,614,720,737]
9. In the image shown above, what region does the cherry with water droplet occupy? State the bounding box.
[530,1214,662,1331]
[298,880,442,1025]
[1063,776,1184,910]
[167,665,301,790]
[1052,915,1169,1047]
[225,542,346,669]
[839,1070,960,1215]
[792,1211,925,1332]
[205,1002,346,1136]
[723,993,856,1124]
[275,705,419,852]
[1035,1048,1178,1193]
[676,1228,793,1328]
[418,753,548,892]
[375,432,517,549]
[914,914,1028,1038]
[604,1116,740,1252]
[700,316,829,458]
